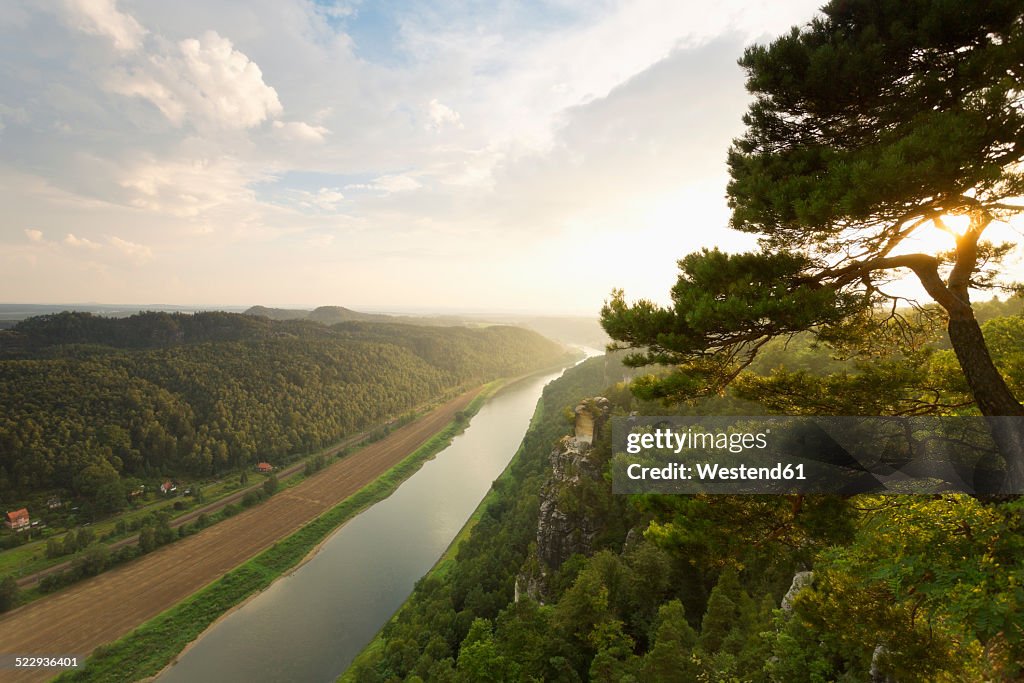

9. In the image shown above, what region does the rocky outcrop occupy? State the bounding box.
[870,644,895,683]
[518,397,611,602]
[780,570,814,612]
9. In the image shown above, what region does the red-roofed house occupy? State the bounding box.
[5,508,30,531]
[256,462,273,473]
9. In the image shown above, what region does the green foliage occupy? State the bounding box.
[698,569,741,653]
[641,600,698,681]
[0,312,568,509]
[345,356,860,682]
[602,249,859,402]
[0,574,18,613]
[729,1,1024,242]
[46,537,63,559]
[58,390,493,683]
[262,474,279,496]
[601,0,1024,430]
[769,495,1024,681]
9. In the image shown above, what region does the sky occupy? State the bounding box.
[3,0,1016,316]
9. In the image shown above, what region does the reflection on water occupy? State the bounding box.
[159,367,569,683]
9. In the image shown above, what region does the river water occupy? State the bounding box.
[158,363,576,683]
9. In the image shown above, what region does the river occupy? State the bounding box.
[158,360,582,683]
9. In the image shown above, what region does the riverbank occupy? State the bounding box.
[155,362,584,683]
[339,392,547,682]
[0,383,498,683]
[55,383,503,683]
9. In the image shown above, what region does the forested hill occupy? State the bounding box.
[349,346,1024,682]
[0,312,573,510]
[245,305,398,325]
[243,305,467,327]
[1,310,323,353]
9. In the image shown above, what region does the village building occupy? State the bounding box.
[5,508,30,531]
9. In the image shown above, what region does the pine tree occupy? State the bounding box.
[603,0,1024,490]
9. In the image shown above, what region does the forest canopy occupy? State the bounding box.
[0,311,571,509]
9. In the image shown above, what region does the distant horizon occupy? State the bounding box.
[2,1,828,313]
[4,1,1021,318]
[0,301,604,320]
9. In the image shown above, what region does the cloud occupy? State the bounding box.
[373,174,421,193]
[311,187,344,210]
[63,0,147,52]
[283,187,345,212]
[64,232,101,249]
[426,99,463,131]
[24,228,43,242]
[3,0,842,311]
[0,104,29,138]
[107,31,283,129]
[109,235,153,264]
[273,120,330,142]
[118,156,261,217]
[346,174,422,194]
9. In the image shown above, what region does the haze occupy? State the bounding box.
[3,0,1020,315]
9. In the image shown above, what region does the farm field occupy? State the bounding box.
[0,388,480,683]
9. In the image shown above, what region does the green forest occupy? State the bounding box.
[348,321,1023,682]
[0,311,571,512]
[348,3,1024,681]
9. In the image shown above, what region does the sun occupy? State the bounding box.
[898,214,970,255]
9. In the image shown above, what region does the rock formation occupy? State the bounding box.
[518,397,611,602]
[780,570,814,613]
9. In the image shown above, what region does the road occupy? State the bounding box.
[0,388,480,683]
[15,424,378,589]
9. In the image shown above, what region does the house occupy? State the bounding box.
[5,508,30,531]
[159,481,177,494]
[256,462,273,473]
[47,496,62,509]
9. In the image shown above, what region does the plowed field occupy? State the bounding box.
[0,388,479,683]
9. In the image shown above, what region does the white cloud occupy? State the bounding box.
[426,99,463,131]
[273,120,329,142]
[3,0,848,311]
[108,31,283,129]
[347,174,422,194]
[109,235,153,263]
[314,3,356,20]
[24,228,43,242]
[374,174,421,193]
[119,156,260,217]
[311,187,344,210]
[63,0,147,52]
[64,232,101,249]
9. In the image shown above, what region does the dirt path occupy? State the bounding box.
[0,388,480,683]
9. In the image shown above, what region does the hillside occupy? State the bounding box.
[0,312,573,513]
[243,305,461,327]
[348,327,1024,681]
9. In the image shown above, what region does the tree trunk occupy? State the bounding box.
[947,317,1024,493]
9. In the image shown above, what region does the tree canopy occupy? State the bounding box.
[602,0,1024,488]
[0,312,570,510]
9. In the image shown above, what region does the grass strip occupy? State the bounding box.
[56,381,503,683]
